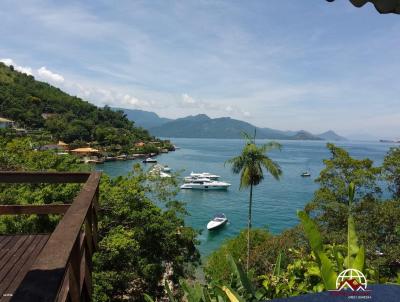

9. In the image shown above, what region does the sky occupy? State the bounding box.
[1,0,399,139]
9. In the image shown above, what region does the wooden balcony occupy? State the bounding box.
[0,172,101,302]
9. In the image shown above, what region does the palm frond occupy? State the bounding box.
[239,166,251,189]
[225,155,246,174]
[260,141,282,153]
[241,131,255,145]
[261,157,282,180]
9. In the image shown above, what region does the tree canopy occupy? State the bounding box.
[0,62,152,145]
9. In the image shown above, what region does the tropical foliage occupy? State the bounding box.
[93,169,200,301]
[0,136,200,302]
[0,62,151,146]
[186,143,400,302]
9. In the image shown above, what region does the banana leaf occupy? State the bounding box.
[220,285,245,302]
[348,182,355,205]
[297,211,323,257]
[333,246,344,272]
[319,252,338,290]
[227,254,255,296]
[345,215,361,268]
[273,251,282,276]
[352,246,365,272]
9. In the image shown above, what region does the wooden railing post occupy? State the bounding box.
[69,237,81,301]
[4,171,102,302]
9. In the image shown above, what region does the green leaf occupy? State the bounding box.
[306,265,321,277]
[346,215,360,268]
[179,279,203,302]
[352,246,365,272]
[202,286,213,302]
[297,211,323,257]
[273,251,282,276]
[219,285,245,302]
[319,252,337,290]
[333,247,344,272]
[213,286,229,302]
[227,254,255,296]
[348,216,360,256]
[165,282,177,302]
[348,182,355,205]
[143,294,155,302]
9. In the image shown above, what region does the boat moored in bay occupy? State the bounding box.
[207,213,228,230]
[143,157,157,163]
[180,178,230,190]
[190,172,220,180]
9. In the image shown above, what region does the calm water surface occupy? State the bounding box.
[99,139,395,257]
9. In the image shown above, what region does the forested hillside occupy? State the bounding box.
[0,62,151,145]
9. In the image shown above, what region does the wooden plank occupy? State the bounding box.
[0,204,70,215]
[0,172,90,184]
[0,235,49,300]
[0,235,35,284]
[0,236,30,273]
[0,236,14,253]
[11,172,101,302]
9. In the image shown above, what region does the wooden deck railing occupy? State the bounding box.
[0,171,101,302]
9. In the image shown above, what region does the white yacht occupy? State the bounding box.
[180,178,230,190]
[143,157,157,163]
[189,172,220,180]
[207,213,228,230]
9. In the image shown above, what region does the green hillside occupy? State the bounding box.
[0,63,151,145]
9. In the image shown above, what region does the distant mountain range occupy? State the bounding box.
[118,108,347,141]
[115,108,172,129]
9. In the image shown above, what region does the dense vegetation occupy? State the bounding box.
[1,126,399,301]
[199,143,400,301]
[0,135,200,301]
[0,63,151,146]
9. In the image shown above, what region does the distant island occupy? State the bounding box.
[119,108,348,141]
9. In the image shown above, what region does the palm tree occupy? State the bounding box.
[226,130,282,271]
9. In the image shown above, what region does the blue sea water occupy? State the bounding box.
[99,139,395,257]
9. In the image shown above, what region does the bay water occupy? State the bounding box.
[99,139,395,257]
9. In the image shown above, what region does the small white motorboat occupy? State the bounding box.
[190,172,220,180]
[207,213,228,230]
[301,171,311,177]
[180,179,230,190]
[143,157,157,163]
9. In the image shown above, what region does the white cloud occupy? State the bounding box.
[0,58,32,75]
[182,93,197,105]
[37,66,64,83]
[225,105,233,112]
